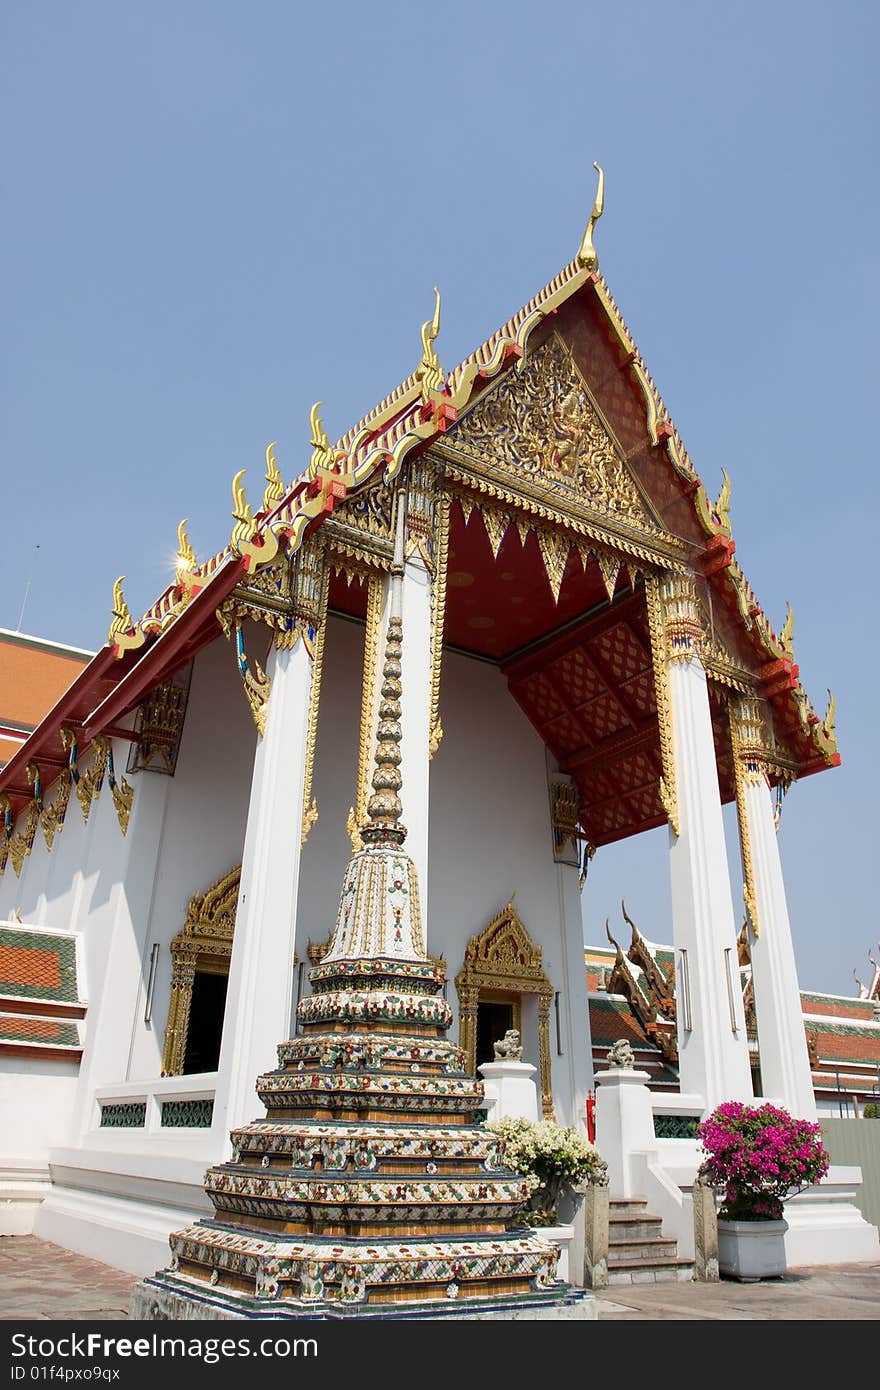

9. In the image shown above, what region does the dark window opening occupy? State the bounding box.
[183,971,228,1074]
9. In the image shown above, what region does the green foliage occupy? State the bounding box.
[862,1103,880,1119]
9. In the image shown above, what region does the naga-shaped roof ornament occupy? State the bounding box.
[308,402,336,479]
[779,603,795,656]
[577,162,605,271]
[229,467,279,568]
[108,576,134,648]
[261,441,284,514]
[822,688,836,742]
[715,468,732,532]
[415,287,444,402]
[175,519,197,589]
[230,470,256,550]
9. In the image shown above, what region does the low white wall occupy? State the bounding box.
[0,1055,79,1234]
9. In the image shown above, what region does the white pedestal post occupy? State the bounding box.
[662,575,752,1108]
[593,1068,655,1197]
[478,1060,540,1122]
[210,638,313,1147]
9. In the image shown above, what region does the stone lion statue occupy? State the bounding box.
[493,1028,523,1061]
[606,1038,635,1069]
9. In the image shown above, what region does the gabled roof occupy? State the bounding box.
[0,195,839,818]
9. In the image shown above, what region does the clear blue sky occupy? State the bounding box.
[2,3,877,996]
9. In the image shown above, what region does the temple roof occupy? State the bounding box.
[0,191,839,819]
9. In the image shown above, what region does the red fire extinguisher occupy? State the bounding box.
[585,1090,596,1143]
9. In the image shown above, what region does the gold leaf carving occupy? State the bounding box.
[451,334,654,530]
[536,529,571,603]
[480,507,510,560]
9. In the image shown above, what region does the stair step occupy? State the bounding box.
[608,1238,678,1262]
[609,1217,665,1241]
[607,1260,695,1286]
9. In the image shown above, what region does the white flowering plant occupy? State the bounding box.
[486,1115,607,1226]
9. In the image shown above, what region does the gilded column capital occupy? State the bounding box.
[659,572,705,661]
[290,536,328,632]
[730,696,772,784]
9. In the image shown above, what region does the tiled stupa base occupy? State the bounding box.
[130,1273,595,1321]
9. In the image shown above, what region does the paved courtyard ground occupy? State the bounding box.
[2,1237,879,1321]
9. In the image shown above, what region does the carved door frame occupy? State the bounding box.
[160,865,240,1075]
[455,901,555,1119]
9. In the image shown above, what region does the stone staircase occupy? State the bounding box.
[607,1198,694,1284]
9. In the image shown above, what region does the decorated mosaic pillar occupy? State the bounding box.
[211,546,329,1146]
[395,542,432,929]
[347,492,432,929]
[731,699,817,1120]
[132,496,587,1320]
[661,574,752,1107]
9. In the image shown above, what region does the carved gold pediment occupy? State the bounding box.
[175,864,241,956]
[448,334,657,531]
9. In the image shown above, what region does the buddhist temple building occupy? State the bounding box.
[1,171,877,1295]
[586,936,880,1119]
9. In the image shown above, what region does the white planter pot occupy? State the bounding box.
[717,1219,789,1281]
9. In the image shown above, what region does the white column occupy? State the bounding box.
[732,701,817,1119]
[663,575,752,1107]
[72,757,171,1135]
[210,638,313,1146]
[556,861,595,1131]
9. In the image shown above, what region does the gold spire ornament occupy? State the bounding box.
[175,519,197,589]
[108,577,136,651]
[779,603,795,656]
[715,469,732,532]
[261,441,284,514]
[308,402,336,479]
[230,470,256,550]
[416,288,444,403]
[230,468,279,570]
[577,163,605,271]
[822,688,836,741]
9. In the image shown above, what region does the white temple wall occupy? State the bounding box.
[0,1058,78,1159]
[125,633,257,1081]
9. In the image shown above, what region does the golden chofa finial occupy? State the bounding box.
[779,603,795,656]
[822,688,836,741]
[175,519,197,588]
[308,402,336,479]
[416,287,444,402]
[230,470,256,550]
[261,441,284,514]
[715,469,732,532]
[108,576,133,646]
[577,162,605,271]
